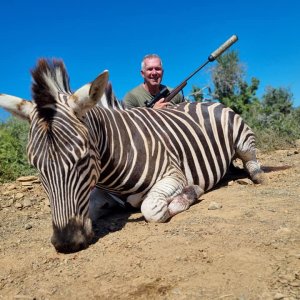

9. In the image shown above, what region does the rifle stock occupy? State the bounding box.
[144,81,187,108]
[164,81,187,103]
[144,86,169,108]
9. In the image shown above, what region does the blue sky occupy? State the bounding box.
[0,0,299,120]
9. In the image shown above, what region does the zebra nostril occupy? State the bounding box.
[51,217,93,253]
[77,242,87,251]
[51,239,88,253]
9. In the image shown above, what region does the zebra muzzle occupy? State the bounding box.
[51,217,94,253]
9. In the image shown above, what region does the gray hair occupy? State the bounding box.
[141,54,163,70]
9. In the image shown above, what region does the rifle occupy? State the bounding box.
[145,34,238,108]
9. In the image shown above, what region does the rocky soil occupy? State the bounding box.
[0,149,300,300]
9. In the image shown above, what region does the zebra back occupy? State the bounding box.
[86,101,253,196]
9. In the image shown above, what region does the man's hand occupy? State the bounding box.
[152,98,171,109]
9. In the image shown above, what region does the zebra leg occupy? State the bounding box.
[168,185,204,217]
[141,176,202,223]
[236,149,268,184]
[141,176,182,223]
[89,188,121,220]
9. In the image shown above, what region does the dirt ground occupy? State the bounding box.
[0,148,300,300]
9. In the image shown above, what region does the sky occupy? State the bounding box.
[0,0,299,120]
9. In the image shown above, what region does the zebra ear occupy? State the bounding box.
[71,70,109,117]
[89,70,109,103]
[0,94,33,121]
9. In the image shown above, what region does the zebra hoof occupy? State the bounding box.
[168,196,189,216]
[168,185,204,217]
[252,172,269,185]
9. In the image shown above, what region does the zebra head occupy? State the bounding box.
[0,59,110,253]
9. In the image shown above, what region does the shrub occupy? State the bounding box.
[243,105,300,151]
[0,117,35,182]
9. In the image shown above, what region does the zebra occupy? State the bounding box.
[0,59,267,253]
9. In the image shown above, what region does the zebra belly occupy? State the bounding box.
[183,154,231,192]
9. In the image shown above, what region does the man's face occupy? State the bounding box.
[141,57,163,87]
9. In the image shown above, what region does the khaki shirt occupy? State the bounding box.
[123,84,184,109]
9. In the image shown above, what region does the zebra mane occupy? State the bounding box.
[31,58,71,108]
[31,59,123,116]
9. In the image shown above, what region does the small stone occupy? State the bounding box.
[7,184,17,191]
[1,199,14,208]
[16,175,39,182]
[236,178,253,185]
[15,193,24,200]
[8,199,14,206]
[21,186,33,191]
[289,280,300,287]
[208,201,222,210]
[273,292,285,300]
[43,204,51,213]
[23,199,32,207]
[44,198,50,207]
[15,202,23,209]
[25,224,32,230]
[275,227,291,236]
[21,181,34,186]
[2,191,12,196]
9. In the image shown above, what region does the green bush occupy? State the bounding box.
[0,117,36,183]
[243,110,300,151]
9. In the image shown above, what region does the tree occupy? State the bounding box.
[211,50,243,99]
[262,86,293,115]
[189,85,212,102]
[190,86,204,102]
[210,50,260,115]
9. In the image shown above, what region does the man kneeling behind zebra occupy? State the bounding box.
[0,59,267,253]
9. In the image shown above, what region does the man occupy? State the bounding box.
[123,54,184,109]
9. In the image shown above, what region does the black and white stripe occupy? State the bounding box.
[88,102,257,197]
